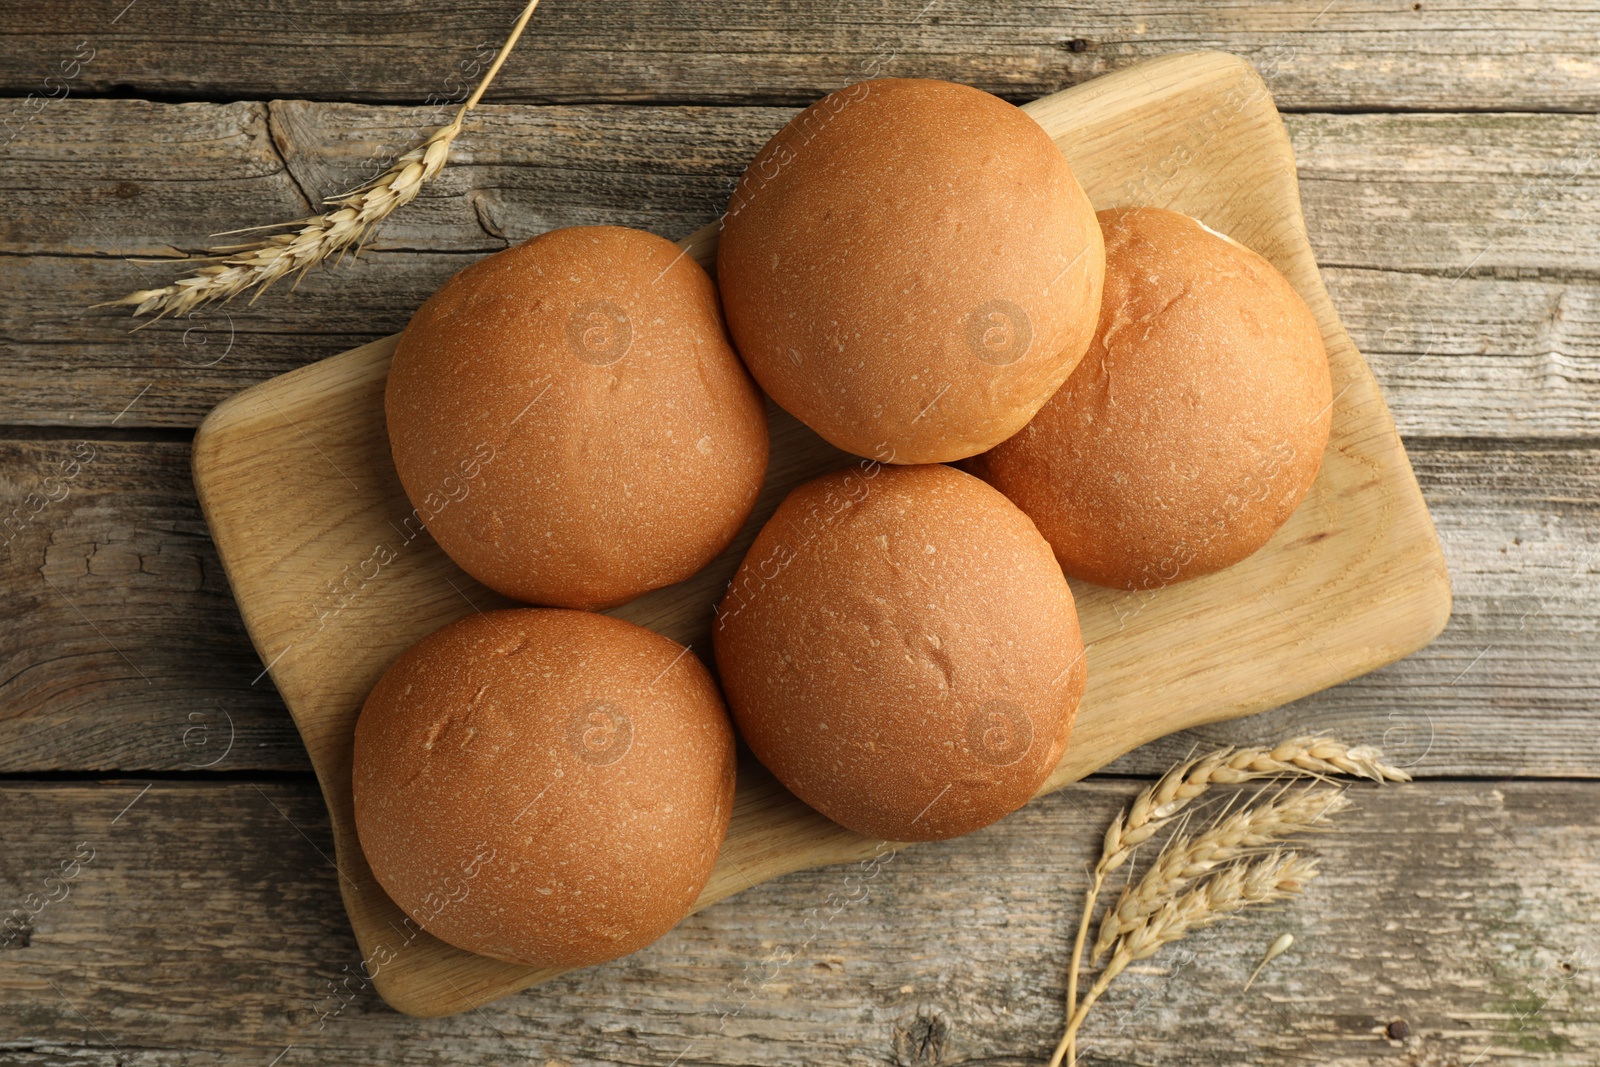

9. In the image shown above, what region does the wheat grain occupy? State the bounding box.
[95,0,543,324]
[1243,931,1296,991]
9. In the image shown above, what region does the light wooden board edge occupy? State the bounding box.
[191,50,1451,1017]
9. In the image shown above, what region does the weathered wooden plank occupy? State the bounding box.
[0,436,1594,776]
[15,255,1599,438]
[2,101,1597,432]
[1326,269,1600,441]
[0,100,302,258]
[2,0,1599,111]
[1293,112,1600,277]
[0,99,757,258]
[1,778,1595,1064]
[0,436,308,773]
[1107,441,1600,779]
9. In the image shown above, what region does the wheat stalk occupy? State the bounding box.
[1090,786,1348,963]
[95,0,543,325]
[1053,851,1320,1064]
[1112,849,1317,982]
[1094,850,1320,1009]
[1052,738,1408,1067]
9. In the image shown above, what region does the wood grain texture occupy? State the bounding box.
[0,92,1593,779]
[0,0,1591,1059]
[2,778,1596,1065]
[3,102,1597,433]
[189,52,1450,1015]
[0,440,1593,777]
[0,434,305,773]
[1105,440,1600,778]
[3,0,1600,110]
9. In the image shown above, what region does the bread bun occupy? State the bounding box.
[352,609,736,968]
[712,463,1086,842]
[717,78,1104,465]
[970,208,1333,589]
[387,225,768,610]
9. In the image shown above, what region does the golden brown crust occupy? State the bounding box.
[971,207,1334,589]
[387,225,769,610]
[717,78,1104,465]
[352,609,737,968]
[712,463,1086,842]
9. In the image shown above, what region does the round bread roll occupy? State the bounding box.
[970,207,1334,589]
[387,225,768,611]
[352,609,736,969]
[712,463,1087,842]
[717,78,1104,465]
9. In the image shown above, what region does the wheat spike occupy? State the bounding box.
[95,0,542,325]
[1112,850,1320,973]
[1053,737,1406,1067]
[1051,851,1320,1065]
[1098,737,1407,879]
[1090,786,1347,963]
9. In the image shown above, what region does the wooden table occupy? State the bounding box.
[1,3,1596,1064]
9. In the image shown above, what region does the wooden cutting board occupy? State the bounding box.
[192,50,1452,1018]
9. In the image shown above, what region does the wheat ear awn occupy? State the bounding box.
[95,0,543,324]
